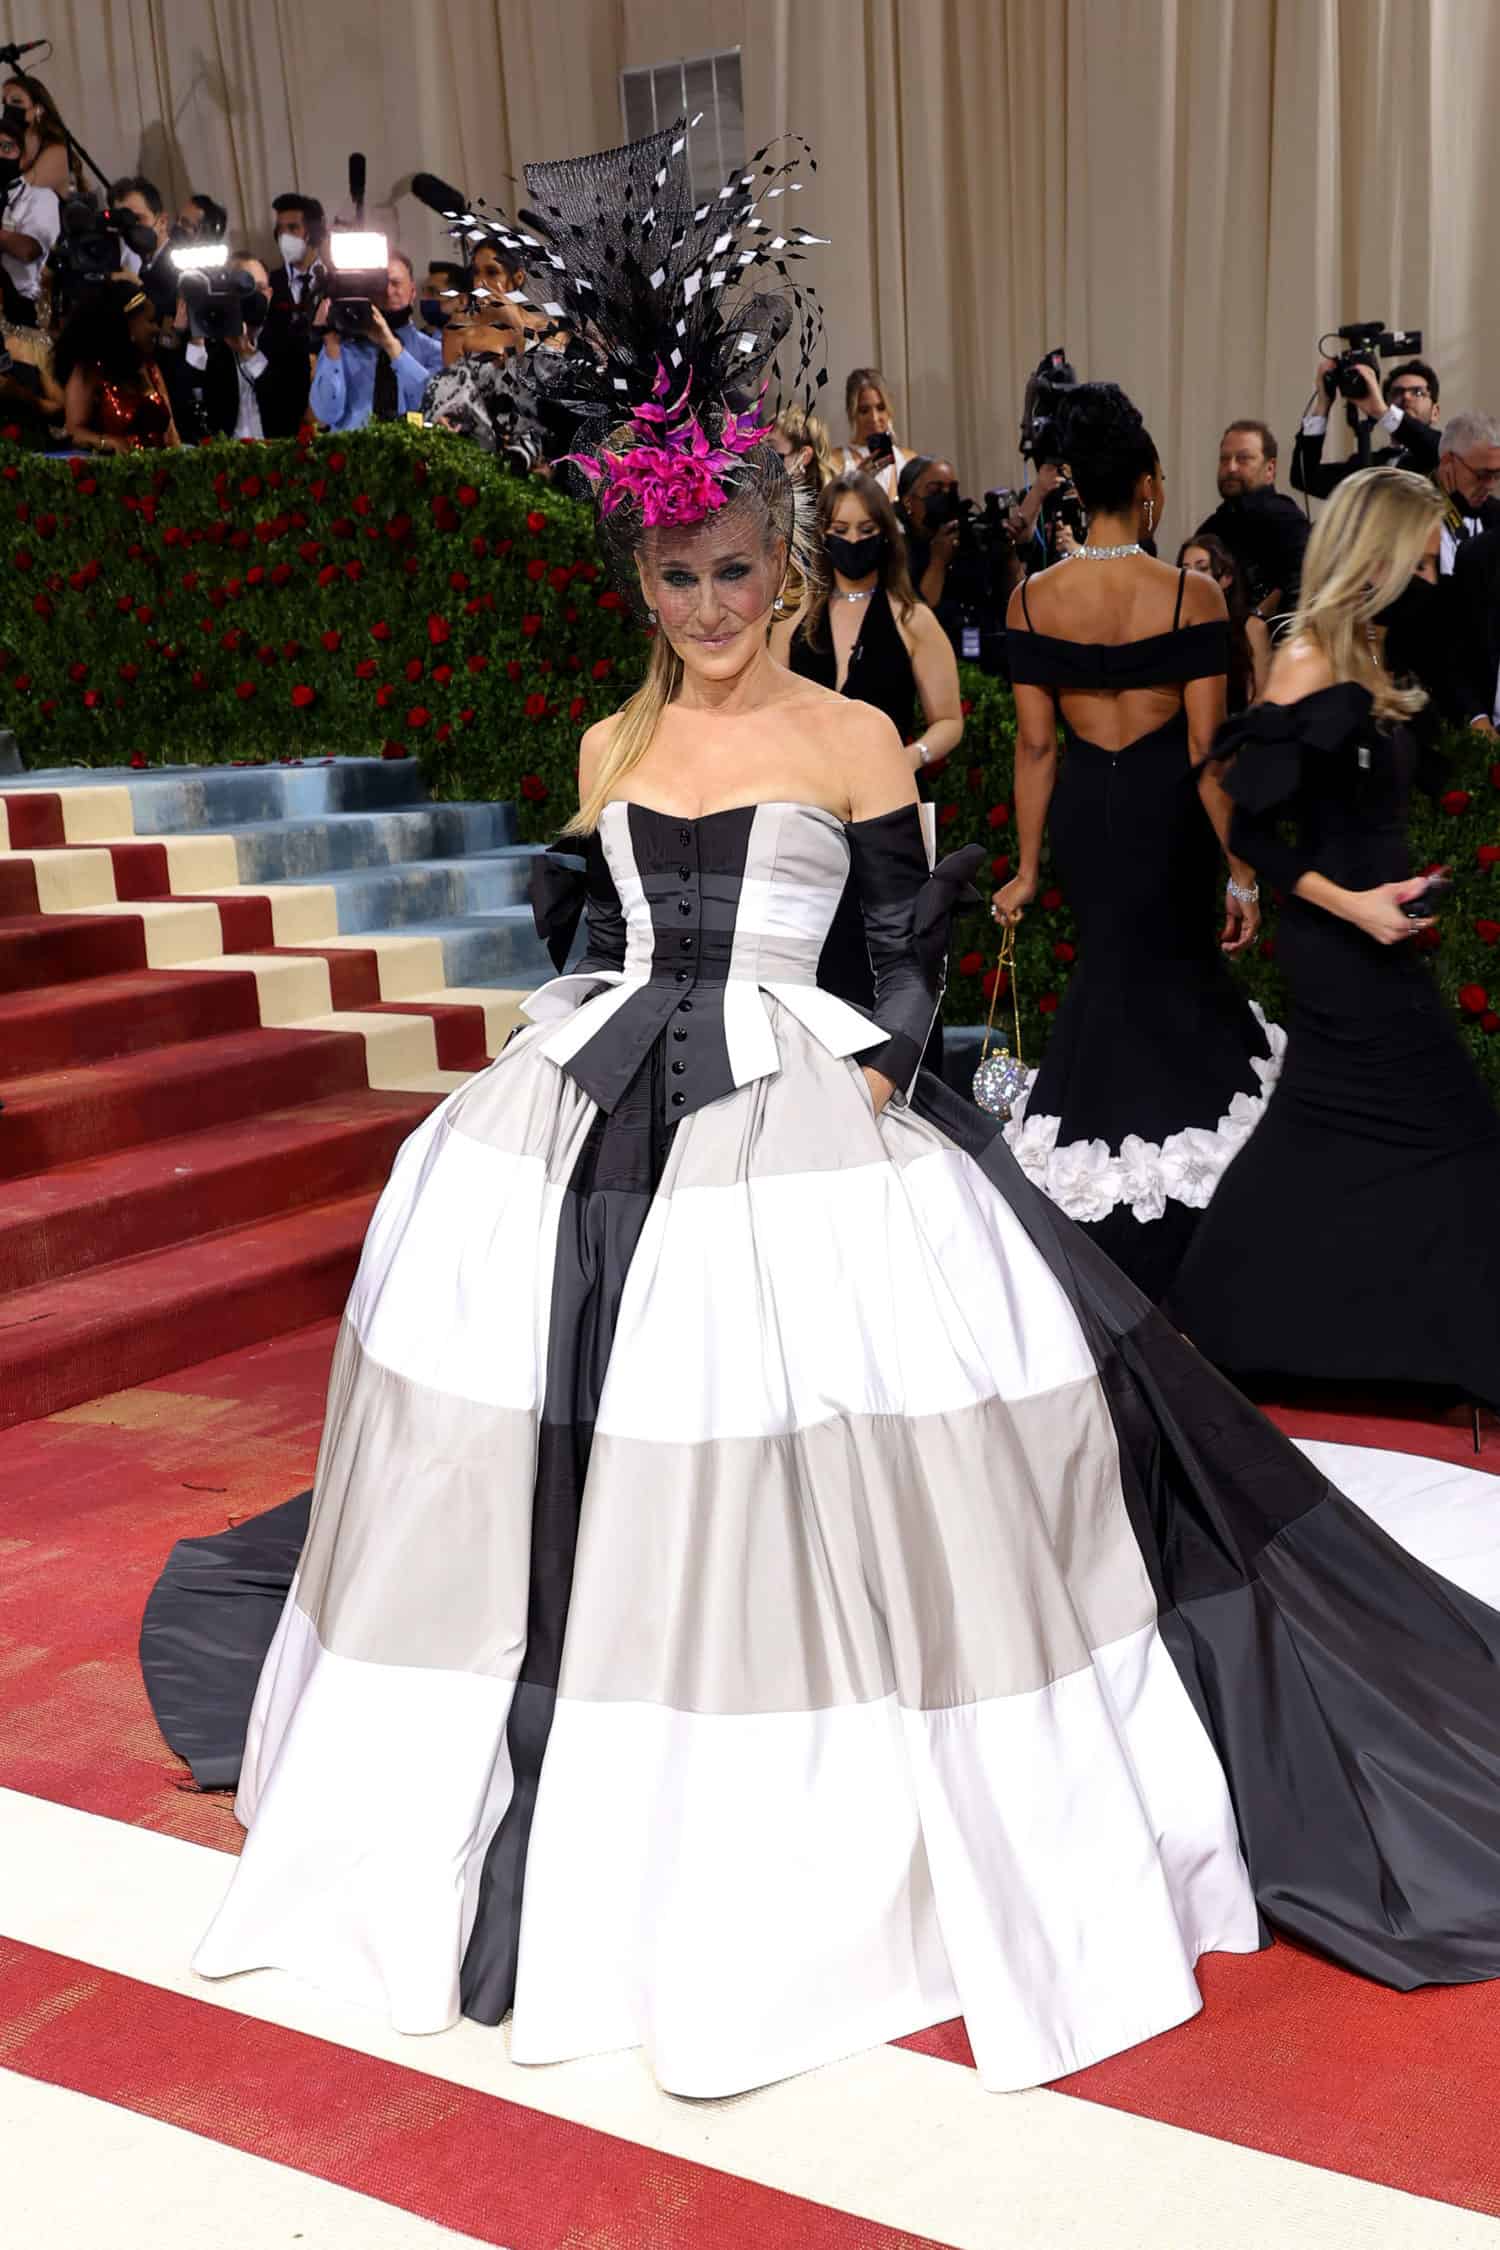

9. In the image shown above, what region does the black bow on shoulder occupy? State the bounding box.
[1216,682,1373,813]
[914,843,988,978]
[529,845,589,971]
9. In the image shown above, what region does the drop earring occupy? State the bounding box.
[646,606,657,624]
[773,592,786,614]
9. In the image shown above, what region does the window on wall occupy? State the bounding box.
[620,49,745,201]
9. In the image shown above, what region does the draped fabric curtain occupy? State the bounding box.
[8,0,1497,536]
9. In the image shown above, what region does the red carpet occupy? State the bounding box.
[2,1320,1499,2219]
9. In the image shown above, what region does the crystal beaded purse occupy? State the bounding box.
[971,923,1029,1121]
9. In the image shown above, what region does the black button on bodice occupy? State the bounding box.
[677,899,693,916]
[672,1026,688,1042]
[677,827,692,845]
[674,968,690,984]
[671,1090,686,1107]
[677,864,691,881]
[671,1059,686,1076]
[680,935,694,953]
[678,998,693,1013]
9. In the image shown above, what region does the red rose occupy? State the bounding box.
[353,493,372,516]
[320,629,341,653]
[1053,939,1076,963]
[298,540,321,562]
[404,657,425,683]
[526,557,547,582]
[591,658,612,682]
[235,679,257,700]
[428,614,451,646]
[938,804,960,826]
[386,513,412,541]
[1476,919,1500,946]
[291,684,317,709]
[406,705,431,730]
[35,511,56,537]
[568,695,585,720]
[1442,789,1473,816]
[118,662,139,683]
[229,529,251,550]
[521,773,548,801]
[355,659,378,680]
[12,549,31,571]
[240,474,262,500]
[1041,887,1063,910]
[1038,992,1060,1016]
[68,662,87,682]
[521,613,542,637]
[1459,983,1490,1015]
[470,535,487,557]
[191,669,207,689]
[1479,845,1500,868]
[987,803,1009,829]
[130,752,146,769]
[958,950,984,976]
[597,589,624,611]
[327,450,346,472]
[1490,764,1500,791]
[271,562,293,587]
[82,688,100,710]
[78,477,97,497]
[1484,1012,1500,1035]
[316,563,339,587]
[459,707,476,726]
[370,620,392,642]
[526,509,547,533]
[380,741,407,759]
[524,692,548,718]
[549,565,571,593]
[12,672,29,690]
[258,642,277,665]
[428,664,451,687]
[116,593,134,614]
[32,594,51,618]
[436,721,453,743]
[466,652,489,675]
[456,484,478,508]
[375,685,395,710]
[449,570,470,591]
[991,854,1011,880]
[344,561,363,583]
[505,659,523,682]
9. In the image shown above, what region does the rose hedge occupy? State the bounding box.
[1,424,1496,1087]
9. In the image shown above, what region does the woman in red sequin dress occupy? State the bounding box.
[56,278,179,454]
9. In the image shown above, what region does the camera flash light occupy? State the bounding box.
[331,231,389,270]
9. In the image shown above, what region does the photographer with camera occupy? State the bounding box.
[1194,421,1309,617]
[0,101,57,327]
[259,192,326,436]
[899,454,1020,673]
[175,251,273,441]
[834,366,912,499]
[1293,334,1441,500]
[109,175,178,318]
[309,250,434,431]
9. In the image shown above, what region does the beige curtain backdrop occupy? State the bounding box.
[8,0,1496,536]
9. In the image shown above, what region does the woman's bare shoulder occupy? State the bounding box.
[578,713,620,787]
[1263,633,1336,704]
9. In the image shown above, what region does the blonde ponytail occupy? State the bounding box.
[564,633,684,834]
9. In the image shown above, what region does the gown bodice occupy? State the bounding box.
[526,799,978,1123]
[788,590,919,743]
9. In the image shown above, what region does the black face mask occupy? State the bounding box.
[0,156,20,194]
[1375,573,1438,676]
[419,297,450,329]
[826,530,886,580]
[386,302,412,329]
[121,218,160,261]
[921,485,960,528]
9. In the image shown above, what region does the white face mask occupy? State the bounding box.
[277,232,308,265]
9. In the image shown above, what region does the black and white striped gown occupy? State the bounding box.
[144,798,1500,2097]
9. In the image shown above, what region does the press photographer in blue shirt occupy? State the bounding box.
[309,252,441,431]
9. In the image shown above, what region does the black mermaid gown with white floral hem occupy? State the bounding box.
[1004,576,1279,1299]
[142,796,1500,2098]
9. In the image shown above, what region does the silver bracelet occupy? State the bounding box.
[914,741,930,766]
[1227,877,1260,904]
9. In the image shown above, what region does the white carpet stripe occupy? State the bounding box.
[1,1790,1493,2250]
[0,2072,495,2250]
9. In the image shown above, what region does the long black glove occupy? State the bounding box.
[847,804,984,1097]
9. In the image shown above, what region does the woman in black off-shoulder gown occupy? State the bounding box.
[996,386,1277,1301]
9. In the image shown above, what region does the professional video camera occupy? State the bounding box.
[1326,320,1423,401]
[1019,346,1077,464]
[173,244,266,343]
[322,152,389,338]
[46,193,122,310]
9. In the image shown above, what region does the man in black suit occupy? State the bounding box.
[1194,420,1310,619]
[1291,357,1443,499]
[1434,411,1500,575]
[1449,525,1500,738]
[259,192,326,437]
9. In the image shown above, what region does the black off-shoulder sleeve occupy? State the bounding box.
[1214,683,1372,897]
[529,830,626,974]
[847,806,984,1098]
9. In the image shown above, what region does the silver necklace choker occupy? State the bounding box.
[1061,542,1146,564]
[833,586,875,602]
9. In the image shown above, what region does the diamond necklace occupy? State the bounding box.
[833,586,875,601]
[1060,542,1146,563]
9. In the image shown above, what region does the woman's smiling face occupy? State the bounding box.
[636,505,786,681]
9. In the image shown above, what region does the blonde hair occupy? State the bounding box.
[844,365,894,435]
[1285,467,1445,723]
[566,634,684,834]
[774,402,837,492]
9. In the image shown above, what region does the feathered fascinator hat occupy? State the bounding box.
[414,120,828,612]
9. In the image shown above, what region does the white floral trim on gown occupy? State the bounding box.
[1004,1005,1287,1226]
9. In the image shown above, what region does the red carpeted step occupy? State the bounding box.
[0,1026,374,1182]
[0,912,148,993]
[0,791,66,848]
[88,839,172,900]
[186,891,277,948]
[0,1192,382,1428]
[0,1091,429,1291]
[0,858,41,913]
[259,943,383,1006]
[0,966,265,1077]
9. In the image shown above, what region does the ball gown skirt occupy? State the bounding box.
[141,799,1500,2098]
